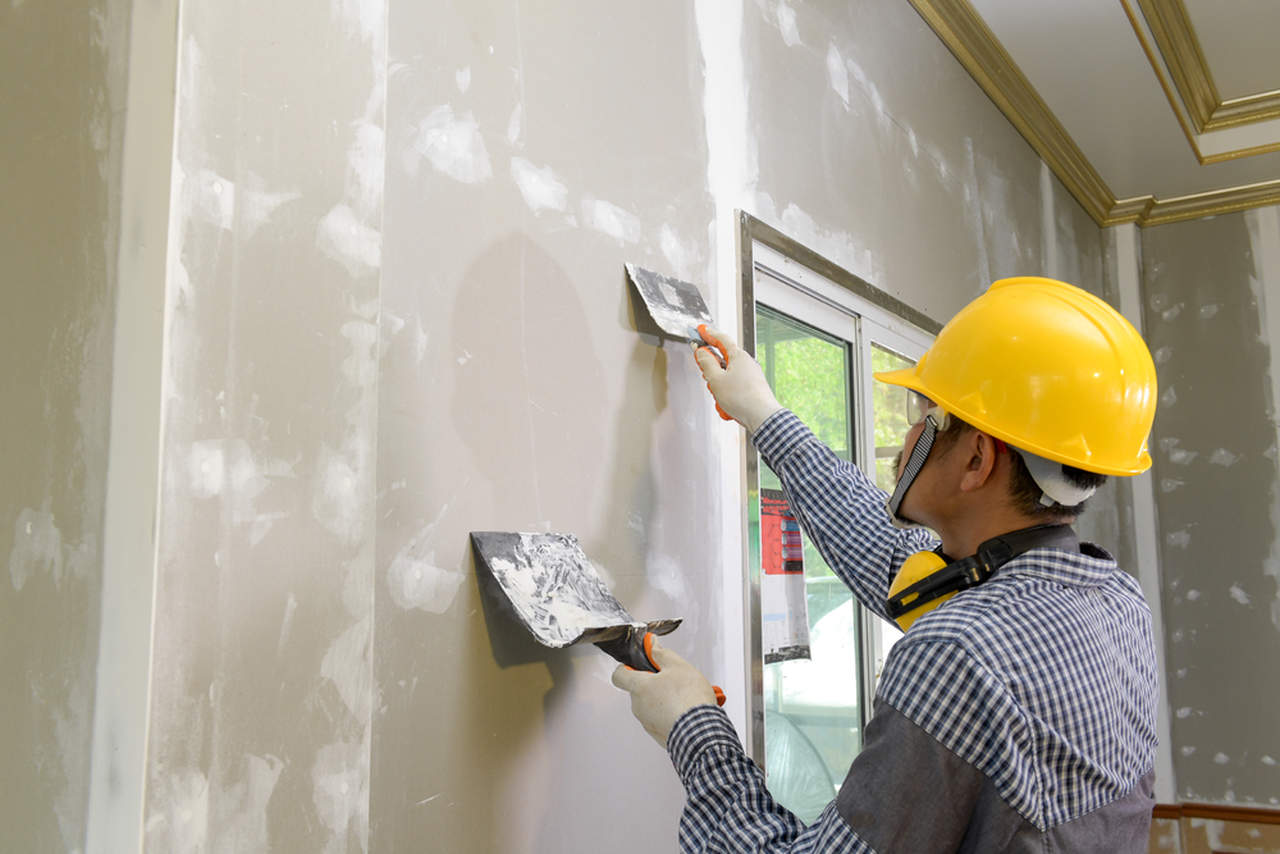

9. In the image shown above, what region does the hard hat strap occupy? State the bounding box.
[885,411,941,529]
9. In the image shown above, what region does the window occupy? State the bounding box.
[739,217,936,822]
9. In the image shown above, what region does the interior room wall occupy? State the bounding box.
[1141,205,1280,809]
[40,0,1163,850]
[0,1,131,851]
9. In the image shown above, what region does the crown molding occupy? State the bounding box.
[908,0,1280,229]
[1135,0,1280,131]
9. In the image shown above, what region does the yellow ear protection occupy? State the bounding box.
[886,524,1079,631]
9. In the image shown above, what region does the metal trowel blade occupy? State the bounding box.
[625,263,714,343]
[470,531,680,649]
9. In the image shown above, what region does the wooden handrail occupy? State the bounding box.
[1154,802,1280,825]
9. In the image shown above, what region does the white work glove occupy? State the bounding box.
[693,324,783,434]
[611,642,718,749]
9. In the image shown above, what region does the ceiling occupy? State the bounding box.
[909,0,1280,226]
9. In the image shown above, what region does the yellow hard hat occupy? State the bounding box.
[875,277,1157,476]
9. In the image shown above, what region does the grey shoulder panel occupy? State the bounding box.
[835,699,987,853]
[836,700,1156,853]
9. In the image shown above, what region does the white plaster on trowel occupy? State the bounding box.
[581,198,642,244]
[1246,205,1280,630]
[408,105,492,184]
[510,157,568,214]
[317,204,382,278]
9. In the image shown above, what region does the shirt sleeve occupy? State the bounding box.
[752,409,937,622]
[666,706,877,854]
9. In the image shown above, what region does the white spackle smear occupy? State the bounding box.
[312,446,367,547]
[1199,303,1220,319]
[321,615,373,721]
[825,42,849,107]
[506,103,524,146]
[455,66,471,92]
[387,524,463,614]
[1213,752,1230,765]
[277,593,299,654]
[211,755,285,851]
[1228,584,1252,605]
[191,169,300,237]
[510,157,568,214]
[9,507,63,591]
[345,119,386,221]
[1208,448,1240,467]
[317,204,382,278]
[409,105,492,184]
[1166,529,1192,549]
[776,1,801,46]
[1160,478,1184,493]
[332,0,382,43]
[146,769,210,854]
[659,223,698,281]
[1175,706,1193,719]
[341,320,379,386]
[188,440,227,498]
[1167,446,1197,465]
[1154,346,1173,364]
[311,740,368,852]
[581,198,642,244]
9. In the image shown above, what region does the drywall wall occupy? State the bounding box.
[0,1,130,851]
[126,0,1148,850]
[1141,206,1280,807]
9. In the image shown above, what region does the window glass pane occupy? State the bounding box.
[755,306,858,824]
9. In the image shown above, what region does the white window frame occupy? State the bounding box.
[737,218,937,764]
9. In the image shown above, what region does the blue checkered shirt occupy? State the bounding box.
[667,410,1159,852]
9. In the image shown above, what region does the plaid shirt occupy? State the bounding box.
[667,410,1159,852]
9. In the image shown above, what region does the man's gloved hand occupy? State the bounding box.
[611,642,718,749]
[694,324,783,433]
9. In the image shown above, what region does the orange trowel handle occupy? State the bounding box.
[640,632,727,708]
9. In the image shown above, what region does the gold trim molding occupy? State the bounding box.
[1135,0,1280,132]
[907,0,1280,228]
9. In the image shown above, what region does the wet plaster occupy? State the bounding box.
[142,0,385,851]
[1141,209,1280,805]
[1,0,129,850]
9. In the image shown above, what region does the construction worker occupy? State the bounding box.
[612,277,1160,852]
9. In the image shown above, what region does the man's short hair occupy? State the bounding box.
[934,415,1107,519]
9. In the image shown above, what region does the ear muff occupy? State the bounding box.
[885,524,1082,633]
[886,550,953,631]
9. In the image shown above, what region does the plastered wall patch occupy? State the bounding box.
[317,204,382,278]
[409,105,492,184]
[387,524,463,614]
[9,507,64,591]
[510,157,568,214]
[581,198,642,244]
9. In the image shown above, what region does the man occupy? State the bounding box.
[612,277,1160,852]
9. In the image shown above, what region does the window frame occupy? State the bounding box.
[736,212,939,765]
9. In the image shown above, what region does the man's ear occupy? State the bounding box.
[958,432,999,493]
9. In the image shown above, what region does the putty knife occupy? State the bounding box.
[625,263,714,344]
[471,531,725,703]
[625,263,733,421]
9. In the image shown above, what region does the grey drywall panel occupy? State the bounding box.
[373,3,718,850]
[0,1,129,850]
[1141,209,1280,806]
[141,1,386,849]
